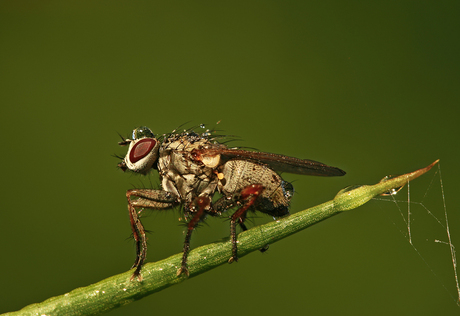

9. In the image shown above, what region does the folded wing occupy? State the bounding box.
[201,148,346,177]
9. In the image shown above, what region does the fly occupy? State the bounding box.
[117,126,346,280]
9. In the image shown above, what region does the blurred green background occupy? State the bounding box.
[1,1,459,315]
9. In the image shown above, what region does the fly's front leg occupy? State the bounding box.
[228,184,265,263]
[128,202,145,279]
[126,189,179,281]
[177,196,213,277]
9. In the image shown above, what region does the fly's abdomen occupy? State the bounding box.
[219,160,292,217]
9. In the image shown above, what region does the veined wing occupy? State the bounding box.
[200,148,346,177]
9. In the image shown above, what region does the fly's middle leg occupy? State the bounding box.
[177,196,212,277]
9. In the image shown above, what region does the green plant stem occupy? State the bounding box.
[3,160,439,316]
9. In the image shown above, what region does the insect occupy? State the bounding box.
[117,126,345,280]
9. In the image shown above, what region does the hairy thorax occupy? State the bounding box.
[157,133,219,205]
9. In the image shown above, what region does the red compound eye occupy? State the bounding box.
[129,138,156,163]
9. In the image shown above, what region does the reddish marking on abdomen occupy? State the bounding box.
[240,184,264,199]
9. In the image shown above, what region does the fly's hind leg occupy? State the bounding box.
[228,184,265,263]
[237,216,269,253]
[126,189,179,281]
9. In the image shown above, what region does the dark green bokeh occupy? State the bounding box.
[1,1,458,315]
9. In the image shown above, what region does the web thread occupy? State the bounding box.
[373,162,460,306]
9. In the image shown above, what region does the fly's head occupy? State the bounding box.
[117,126,160,175]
